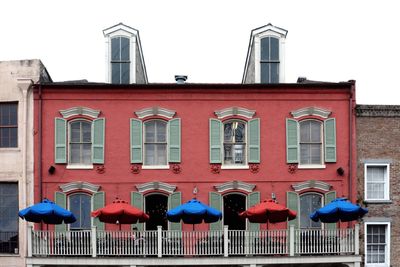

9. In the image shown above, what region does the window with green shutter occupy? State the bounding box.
[92,191,105,230]
[130,119,143,163]
[247,191,260,231]
[168,118,181,163]
[168,192,182,231]
[324,118,336,162]
[55,118,67,163]
[324,191,337,230]
[131,192,144,231]
[286,191,299,229]
[55,191,67,232]
[92,118,105,164]
[209,192,222,231]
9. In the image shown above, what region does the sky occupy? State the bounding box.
[1,0,399,104]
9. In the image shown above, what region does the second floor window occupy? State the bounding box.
[111,36,130,84]
[144,120,167,166]
[365,164,390,201]
[223,121,246,165]
[299,120,322,165]
[69,120,92,164]
[0,102,18,148]
[300,193,322,229]
[69,193,91,230]
[260,36,279,83]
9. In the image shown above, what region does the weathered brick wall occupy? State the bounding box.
[356,105,400,267]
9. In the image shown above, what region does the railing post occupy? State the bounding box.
[91,226,97,257]
[354,224,359,255]
[223,226,228,257]
[27,225,32,257]
[157,226,162,257]
[289,225,295,256]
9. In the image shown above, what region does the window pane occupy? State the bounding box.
[0,106,9,125]
[260,63,270,83]
[310,121,321,142]
[224,123,233,142]
[9,128,17,147]
[145,121,155,142]
[82,122,91,142]
[367,166,385,181]
[82,144,92,164]
[270,37,279,61]
[233,144,245,164]
[310,144,322,164]
[300,121,311,142]
[70,194,91,229]
[111,37,120,61]
[70,144,81,163]
[366,225,387,264]
[111,63,121,84]
[144,144,155,165]
[0,183,18,253]
[156,121,167,142]
[70,122,81,142]
[156,144,167,165]
[9,104,17,125]
[270,63,279,83]
[235,122,245,142]
[224,144,233,164]
[260,37,270,61]
[300,144,310,165]
[120,37,130,61]
[300,194,322,228]
[121,63,130,84]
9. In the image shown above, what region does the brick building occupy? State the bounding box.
[356,105,400,267]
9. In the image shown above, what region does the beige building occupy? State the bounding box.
[0,59,50,267]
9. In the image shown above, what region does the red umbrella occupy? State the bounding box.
[239,199,297,224]
[91,198,149,229]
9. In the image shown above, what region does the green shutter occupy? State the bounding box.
[55,192,67,231]
[248,118,260,163]
[54,118,67,163]
[131,192,144,231]
[325,191,337,230]
[92,118,105,164]
[92,191,105,230]
[130,119,143,163]
[247,192,260,231]
[209,192,223,231]
[168,192,182,231]
[168,118,181,163]
[324,118,337,162]
[286,119,299,163]
[209,119,222,163]
[287,191,299,229]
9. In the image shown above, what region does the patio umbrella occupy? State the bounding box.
[239,199,297,224]
[91,198,149,229]
[18,198,76,224]
[166,198,222,229]
[310,197,368,223]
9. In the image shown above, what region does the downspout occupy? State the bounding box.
[348,81,355,203]
[39,83,43,207]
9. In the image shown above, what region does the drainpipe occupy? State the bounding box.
[38,83,43,207]
[348,81,355,203]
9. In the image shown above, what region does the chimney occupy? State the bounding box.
[175,75,187,84]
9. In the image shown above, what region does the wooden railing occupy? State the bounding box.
[27,225,359,258]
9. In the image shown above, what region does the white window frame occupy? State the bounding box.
[298,119,325,169]
[364,163,390,202]
[67,119,93,169]
[68,192,93,230]
[142,119,169,169]
[221,119,248,169]
[364,222,390,267]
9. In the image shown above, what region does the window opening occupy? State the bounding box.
[144,120,167,166]
[145,194,168,230]
[223,194,246,230]
[69,120,92,164]
[69,193,91,230]
[223,121,246,165]
[0,183,18,253]
[0,103,18,148]
[300,193,322,229]
[366,224,388,264]
[260,37,279,83]
[111,36,130,84]
[299,120,322,165]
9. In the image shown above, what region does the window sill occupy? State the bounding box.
[142,165,170,170]
[221,165,249,170]
[364,200,392,204]
[66,164,94,170]
[0,147,20,152]
[298,164,326,169]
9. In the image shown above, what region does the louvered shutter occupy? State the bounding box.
[92,191,105,230]
[55,118,67,163]
[92,118,105,164]
[131,192,144,231]
[55,192,67,231]
[130,119,143,163]
[168,118,181,163]
[209,192,223,231]
[286,119,298,163]
[325,191,337,230]
[209,119,222,163]
[168,192,182,231]
[248,118,260,163]
[287,191,299,229]
[247,191,260,231]
[324,118,337,162]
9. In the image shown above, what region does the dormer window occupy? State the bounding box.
[260,37,279,83]
[103,23,148,84]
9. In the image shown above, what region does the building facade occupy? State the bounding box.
[356,105,400,267]
[0,59,51,267]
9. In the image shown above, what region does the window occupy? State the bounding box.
[260,37,279,83]
[144,120,167,166]
[69,193,91,230]
[111,36,130,84]
[300,193,322,229]
[69,120,92,164]
[0,183,18,253]
[365,164,390,201]
[299,120,322,165]
[0,103,17,148]
[145,194,168,230]
[365,223,390,266]
[223,120,246,165]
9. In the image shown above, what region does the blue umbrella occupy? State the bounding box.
[167,198,222,225]
[310,197,368,223]
[19,198,76,224]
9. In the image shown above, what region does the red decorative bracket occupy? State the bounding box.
[249,164,260,173]
[130,164,141,174]
[211,164,221,174]
[288,164,297,174]
[96,165,105,174]
[171,164,181,174]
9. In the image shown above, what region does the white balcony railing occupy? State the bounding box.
[27,225,359,258]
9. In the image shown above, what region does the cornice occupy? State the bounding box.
[135,107,176,119]
[59,107,100,119]
[214,107,255,119]
[136,181,177,194]
[292,180,332,192]
[59,181,101,193]
[356,105,400,117]
[290,107,331,119]
[214,180,256,193]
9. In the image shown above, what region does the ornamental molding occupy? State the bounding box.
[356,105,400,117]
[292,180,332,192]
[136,181,177,194]
[59,181,101,193]
[135,107,176,119]
[59,107,100,119]
[214,107,256,119]
[214,180,256,193]
[290,107,331,119]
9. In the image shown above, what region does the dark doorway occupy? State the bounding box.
[145,194,168,230]
[223,194,246,230]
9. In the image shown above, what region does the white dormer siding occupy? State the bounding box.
[242,23,287,84]
[103,23,148,84]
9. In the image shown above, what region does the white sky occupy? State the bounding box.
[1,0,399,104]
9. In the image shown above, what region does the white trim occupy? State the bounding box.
[221,165,249,170]
[59,181,100,193]
[214,107,255,119]
[290,107,332,119]
[292,180,332,192]
[136,181,177,194]
[141,165,170,170]
[66,164,94,170]
[214,181,256,193]
[364,163,390,202]
[59,107,100,119]
[364,221,391,267]
[297,164,326,169]
[135,107,176,119]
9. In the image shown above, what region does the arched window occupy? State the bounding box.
[144,120,167,166]
[111,36,130,84]
[299,193,322,229]
[69,193,91,230]
[145,194,168,230]
[260,36,279,83]
[223,120,246,165]
[69,120,92,164]
[299,120,323,165]
[223,193,246,230]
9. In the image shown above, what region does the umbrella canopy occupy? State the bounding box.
[91,198,149,224]
[167,198,222,224]
[18,198,76,224]
[310,197,368,223]
[239,199,297,223]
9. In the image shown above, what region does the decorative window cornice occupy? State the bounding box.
[214,107,255,119]
[136,181,177,194]
[59,181,101,193]
[290,107,331,119]
[135,107,176,119]
[214,180,256,193]
[59,107,100,119]
[292,180,332,192]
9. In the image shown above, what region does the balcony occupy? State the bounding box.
[27,225,361,266]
